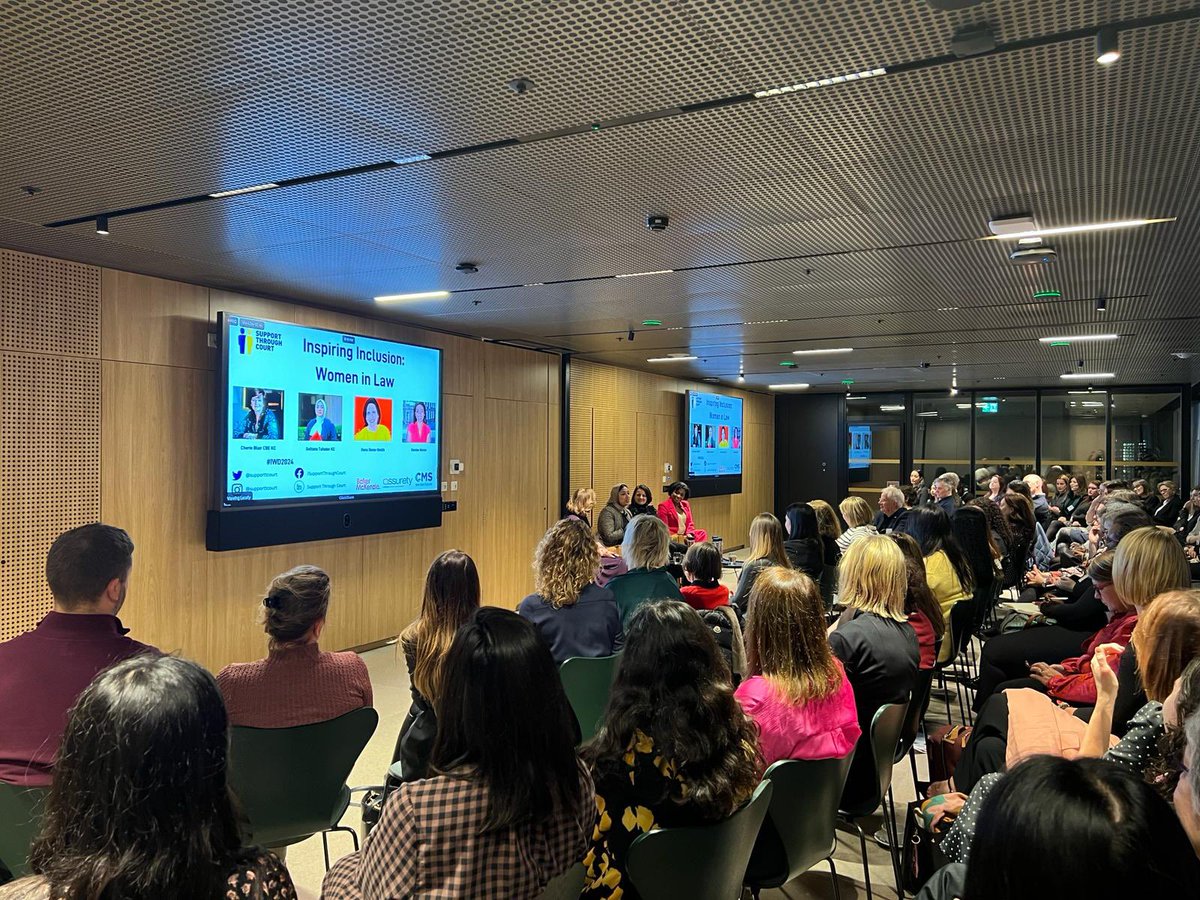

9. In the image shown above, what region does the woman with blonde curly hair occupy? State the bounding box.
[518,518,623,664]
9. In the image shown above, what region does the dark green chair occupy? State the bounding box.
[537,862,586,900]
[820,564,839,611]
[228,706,378,868]
[558,653,621,743]
[0,783,48,880]
[838,700,909,900]
[744,753,855,900]
[626,779,773,900]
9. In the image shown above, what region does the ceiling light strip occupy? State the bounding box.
[1038,334,1120,343]
[754,67,886,98]
[646,355,698,363]
[1060,373,1116,380]
[208,182,280,198]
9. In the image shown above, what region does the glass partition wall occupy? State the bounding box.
[858,387,1191,499]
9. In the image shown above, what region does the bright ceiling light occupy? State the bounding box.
[95,216,109,235]
[646,355,697,363]
[768,383,811,391]
[880,404,905,411]
[792,347,853,356]
[846,395,866,400]
[1038,334,1119,343]
[983,218,1175,240]
[956,403,972,409]
[614,269,674,278]
[917,411,939,417]
[208,182,280,198]
[754,67,886,98]
[1061,372,1115,380]
[1096,27,1121,66]
[374,290,450,303]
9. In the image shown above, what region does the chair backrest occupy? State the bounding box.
[558,653,621,743]
[819,564,838,611]
[537,862,586,900]
[627,780,773,900]
[228,706,378,847]
[840,700,909,817]
[0,783,48,879]
[744,754,854,890]
[896,670,934,763]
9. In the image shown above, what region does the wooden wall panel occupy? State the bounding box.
[99,360,211,657]
[591,408,637,501]
[102,270,208,370]
[568,407,594,498]
[1,250,100,357]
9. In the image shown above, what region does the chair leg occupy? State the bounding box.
[827,855,842,900]
[909,746,919,792]
[322,831,330,871]
[853,820,873,900]
[885,787,903,897]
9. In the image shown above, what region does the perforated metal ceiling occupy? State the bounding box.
[2,0,1199,391]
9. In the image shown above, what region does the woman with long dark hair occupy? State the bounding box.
[782,501,823,578]
[325,609,593,899]
[891,532,946,670]
[916,756,1200,899]
[1000,491,1037,581]
[628,484,656,518]
[7,655,294,900]
[906,507,974,662]
[394,550,481,781]
[582,601,760,900]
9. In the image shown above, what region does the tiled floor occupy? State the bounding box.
[285,561,962,899]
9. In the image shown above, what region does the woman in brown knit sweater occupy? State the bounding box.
[217,565,372,728]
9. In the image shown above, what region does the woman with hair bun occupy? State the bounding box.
[217,565,372,728]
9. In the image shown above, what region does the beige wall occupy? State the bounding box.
[1,248,561,671]
[568,360,774,550]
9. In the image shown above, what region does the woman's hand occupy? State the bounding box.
[1090,644,1122,704]
[925,793,968,829]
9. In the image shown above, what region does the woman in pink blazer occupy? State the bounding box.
[656,481,708,544]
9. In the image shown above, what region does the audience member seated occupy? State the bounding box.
[1176,485,1200,544]
[581,601,760,900]
[907,507,973,661]
[217,565,372,728]
[736,567,860,766]
[782,502,824,578]
[929,474,957,518]
[873,485,909,534]
[597,483,633,547]
[952,534,1194,794]
[1023,473,1052,529]
[0,655,295,899]
[1180,687,1200,856]
[324,609,593,900]
[891,533,947,670]
[679,541,729,610]
[952,505,999,596]
[828,535,919,804]
[0,524,157,786]
[656,481,708,545]
[730,512,792,610]
[915,756,1200,899]
[628,483,656,518]
[1046,473,1071,516]
[564,487,596,527]
[1047,475,1093,540]
[1053,479,1100,545]
[909,469,930,508]
[999,491,1037,578]
[978,553,1135,708]
[518,519,623,664]
[970,496,1012,567]
[809,499,843,564]
[394,549,480,783]
[1153,480,1185,527]
[1132,478,1155,513]
[607,514,683,625]
[836,496,878,553]
[984,474,1004,503]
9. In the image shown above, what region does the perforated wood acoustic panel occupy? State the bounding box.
[0,250,101,641]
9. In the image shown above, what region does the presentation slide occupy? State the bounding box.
[220,315,440,507]
[686,391,743,478]
[849,424,872,470]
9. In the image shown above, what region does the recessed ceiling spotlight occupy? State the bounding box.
[1038,334,1119,343]
[936,306,960,312]
[1096,27,1121,66]
[208,182,280,198]
[454,262,479,273]
[374,290,450,303]
[95,216,109,235]
[646,355,698,363]
[1095,298,1108,313]
[792,347,853,356]
[984,218,1176,240]
[769,383,811,391]
[507,76,535,94]
[1060,372,1115,380]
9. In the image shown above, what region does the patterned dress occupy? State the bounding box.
[582,730,750,900]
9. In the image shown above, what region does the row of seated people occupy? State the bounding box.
[563,482,708,550]
[4,506,1200,897]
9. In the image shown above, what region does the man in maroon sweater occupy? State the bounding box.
[0,523,158,785]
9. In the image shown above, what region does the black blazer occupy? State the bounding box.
[1151,494,1184,527]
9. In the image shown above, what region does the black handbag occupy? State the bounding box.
[902,799,949,895]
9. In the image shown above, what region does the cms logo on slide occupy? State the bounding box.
[237,327,254,355]
[415,472,435,484]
